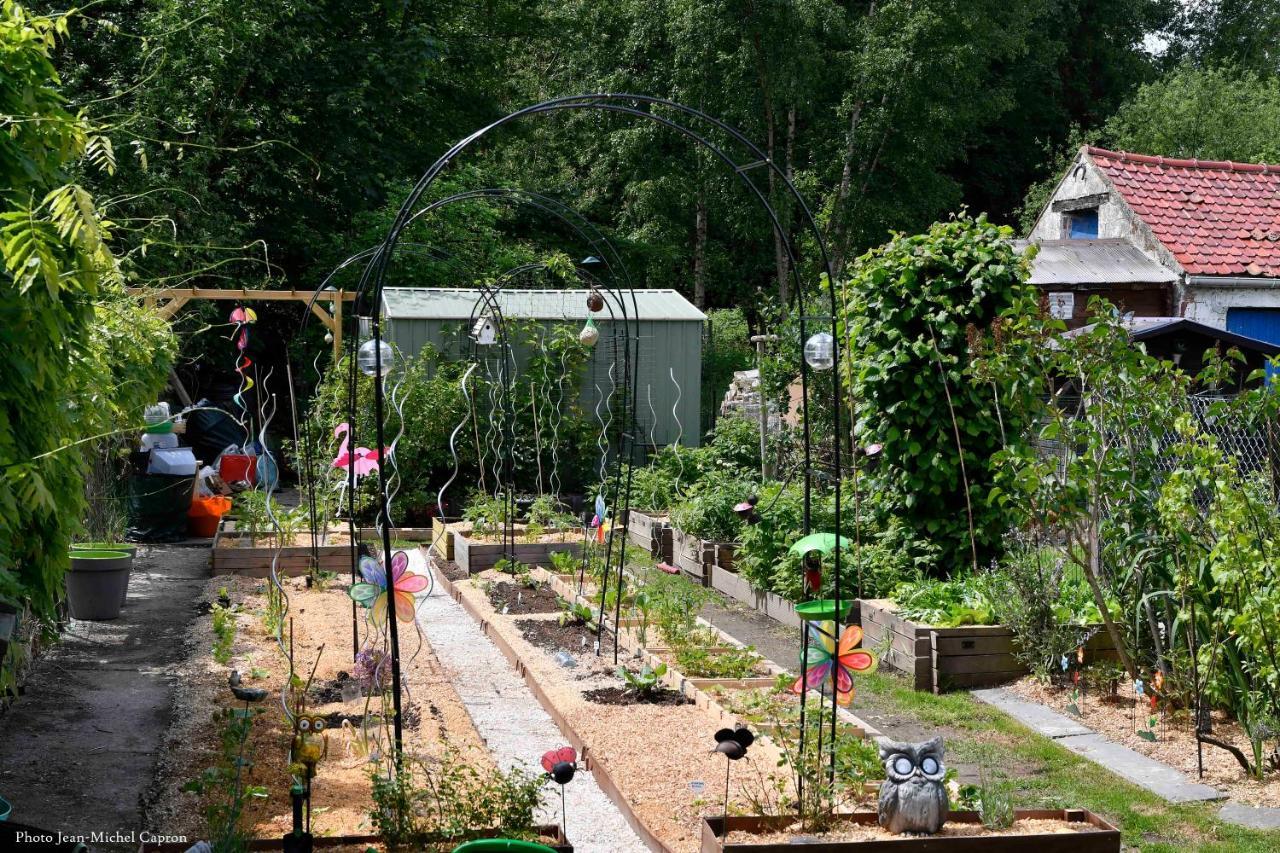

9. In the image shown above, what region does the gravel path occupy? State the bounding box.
[412,552,648,853]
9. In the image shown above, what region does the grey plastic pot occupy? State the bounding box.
[66,550,131,620]
[71,542,136,606]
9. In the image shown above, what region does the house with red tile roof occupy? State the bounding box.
[1026,146,1280,343]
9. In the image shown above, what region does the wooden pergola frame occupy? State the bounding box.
[127,286,355,361]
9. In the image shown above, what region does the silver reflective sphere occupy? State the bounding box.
[357,339,394,377]
[804,332,835,371]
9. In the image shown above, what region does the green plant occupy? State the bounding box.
[493,557,525,577]
[891,576,995,627]
[616,662,668,699]
[369,747,546,849]
[669,467,755,542]
[645,571,710,647]
[841,213,1039,572]
[182,707,267,853]
[548,550,579,575]
[674,645,762,679]
[557,598,598,631]
[463,493,511,538]
[212,601,236,665]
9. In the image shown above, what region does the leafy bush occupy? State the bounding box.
[891,576,995,627]
[674,645,762,679]
[841,213,1038,572]
[669,467,756,542]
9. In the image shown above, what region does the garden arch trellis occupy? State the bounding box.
[342,95,858,799]
[294,186,639,762]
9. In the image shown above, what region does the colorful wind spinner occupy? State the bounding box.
[790,621,877,706]
[349,551,427,626]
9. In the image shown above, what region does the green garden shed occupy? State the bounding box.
[379,287,705,449]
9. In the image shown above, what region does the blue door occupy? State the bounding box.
[1226,308,1280,381]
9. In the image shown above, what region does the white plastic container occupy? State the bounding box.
[147,446,198,476]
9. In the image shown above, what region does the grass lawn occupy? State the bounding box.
[853,670,1280,852]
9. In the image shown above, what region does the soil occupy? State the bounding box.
[1008,675,1280,806]
[437,559,470,581]
[487,580,563,614]
[582,686,694,706]
[147,574,493,841]
[217,529,353,548]
[458,524,580,545]
[517,617,608,654]
[729,816,1106,845]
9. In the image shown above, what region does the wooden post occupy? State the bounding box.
[332,290,344,363]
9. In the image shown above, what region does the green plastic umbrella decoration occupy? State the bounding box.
[787,532,851,557]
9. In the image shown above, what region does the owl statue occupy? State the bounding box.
[877,736,949,835]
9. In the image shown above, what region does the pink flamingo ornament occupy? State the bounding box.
[332,422,381,478]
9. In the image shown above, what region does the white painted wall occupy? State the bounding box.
[1028,152,1184,278]
[1183,285,1280,328]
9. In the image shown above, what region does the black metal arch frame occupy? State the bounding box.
[331,96,852,798]
[292,185,640,765]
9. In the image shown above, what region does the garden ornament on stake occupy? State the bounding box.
[789,621,877,706]
[541,746,577,837]
[878,737,949,836]
[713,726,754,831]
[349,551,427,627]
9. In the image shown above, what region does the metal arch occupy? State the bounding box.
[354,95,850,774]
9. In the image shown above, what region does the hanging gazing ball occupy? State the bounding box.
[804,332,835,371]
[586,290,604,313]
[357,339,395,377]
[579,318,600,347]
[324,332,334,344]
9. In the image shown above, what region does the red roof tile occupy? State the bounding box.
[1088,147,1280,277]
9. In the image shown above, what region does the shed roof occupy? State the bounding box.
[1017,238,1176,285]
[381,287,706,322]
[1063,316,1280,356]
[1087,146,1280,278]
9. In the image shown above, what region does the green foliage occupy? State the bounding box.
[212,601,236,665]
[616,662,668,699]
[181,707,267,853]
[702,308,753,430]
[673,645,762,679]
[842,213,1038,572]
[891,576,996,628]
[644,571,711,648]
[669,467,756,542]
[0,5,174,656]
[557,598,598,631]
[1102,64,1280,163]
[369,748,547,849]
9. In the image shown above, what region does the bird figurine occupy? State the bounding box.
[877,737,949,835]
[291,715,329,780]
[228,670,268,704]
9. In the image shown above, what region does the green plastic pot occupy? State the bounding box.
[71,543,134,606]
[66,550,131,621]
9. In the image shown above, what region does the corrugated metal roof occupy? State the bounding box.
[1016,238,1177,285]
[1062,316,1280,355]
[381,287,706,322]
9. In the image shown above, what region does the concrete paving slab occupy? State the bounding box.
[971,688,1092,738]
[1218,802,1280,829]
[0,546,207,849]
[1057,733,1224,803]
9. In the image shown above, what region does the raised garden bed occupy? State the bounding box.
[453,525,581,573]
[626,509,673,562]
[210,519,354,577]
[672,527,737,587]
[709,565,803,629]
[860,599,1119,693]
[701,810,1120,852]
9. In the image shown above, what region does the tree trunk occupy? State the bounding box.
[693,192,707,308]
[1081,491,1138,681]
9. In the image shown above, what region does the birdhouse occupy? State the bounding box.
[470,316,498,345]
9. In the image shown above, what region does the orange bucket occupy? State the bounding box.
[188,495,232,538]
